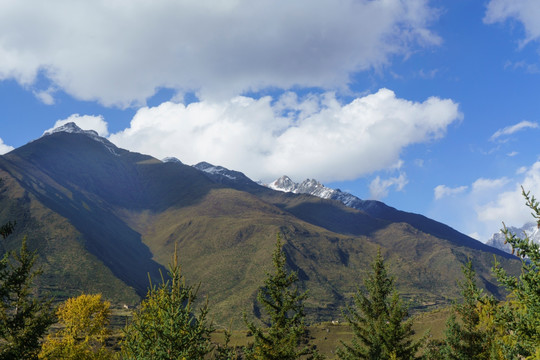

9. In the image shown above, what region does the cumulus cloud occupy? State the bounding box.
[490,120,538,141]
[0,0,440,106]
[475,163,540,226]
[434,184,468,200]
[0,138,14,155]
[109,88,461,183]
[45,114,109,137]
[431,161,540,242]
[369,173,408,200]
[484,0,540,47]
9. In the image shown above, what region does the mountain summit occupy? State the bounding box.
[42,122,121,156]
[487,222,540,253]
[42,122,98,137]
[0,131,520,324]
[268,175,355,204]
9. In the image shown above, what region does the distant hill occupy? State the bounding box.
[0,123,520,325]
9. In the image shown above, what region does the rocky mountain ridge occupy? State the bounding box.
[0,124,520,325]
[487,222,540,253]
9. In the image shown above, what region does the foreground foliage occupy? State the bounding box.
[0,235,55,360]
[426,187,540,360]
[121,246,214,360]
[424,260,491,360]
[0,182,537,358]
[338,249,422,360]
[39,294,113,360]
[244,234,322,360]
[485,188,540,358]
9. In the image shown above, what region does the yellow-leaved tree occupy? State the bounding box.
[39,293,114,360]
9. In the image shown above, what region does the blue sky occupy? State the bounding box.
[1,0,539,242]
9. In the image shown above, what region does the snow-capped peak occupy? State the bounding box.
[268,175,297,193]
[42,122,120,156]
[43,122,99,137]
[267,176,336,199]
[486,222,540,254]
[162,157,183,164]
[266,175,378,211]
[193,162,237,180]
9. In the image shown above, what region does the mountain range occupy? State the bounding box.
[0,123,520,325]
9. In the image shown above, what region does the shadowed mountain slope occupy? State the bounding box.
[0,125,520,325]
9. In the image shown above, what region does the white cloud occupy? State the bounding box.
[109,89,461,183]
[46,114,109,137]
[430,161,540,242]
[0,138,14,155]
[0,0,441,106]
[33,87,56,105]
[434,184,468,200]
[475,163,540,226]
[490,120,538,141]
[471,177,510,192]
[369,173,408,200]
[485,0,540,47]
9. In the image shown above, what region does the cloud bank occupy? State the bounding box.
[109,89,461,183]
[0,0,440,106]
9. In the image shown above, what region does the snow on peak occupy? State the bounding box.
[268,175,297,193]
[162,157,183,164]
[266,175,373,211]
[42,122,120,156]
[193,162,237,180]
[43,122,99,137]
[267,175,336,199]
[486,222,540,254]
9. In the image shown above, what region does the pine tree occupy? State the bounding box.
[0,237,55,359]
[213,326,240,360]
[244,234,321,360]
[337,248,421,360]
[435,260,491,360]
[121,245,214,360]
[488,187,540,358]
[39,293,114,360]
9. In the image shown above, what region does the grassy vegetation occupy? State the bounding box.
[0,133,523,329]
[0,168,140,304]
[105,305,450,359]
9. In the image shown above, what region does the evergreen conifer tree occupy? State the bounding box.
[337,248,421,360]
[244,234,322,360]
[0,236,55,359]
[121,245,213,360]
[431,260,491,360]
[488,187,540,358]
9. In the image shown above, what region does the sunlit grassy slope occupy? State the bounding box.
[0,131,521,326]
